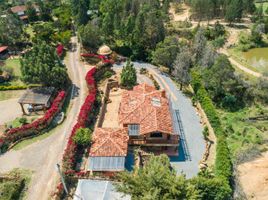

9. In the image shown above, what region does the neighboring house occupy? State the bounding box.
[10,5,39,21]
[88,83,179,172]
[74,179,131,200]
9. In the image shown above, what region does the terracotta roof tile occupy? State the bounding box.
[119,83,173,135]
[89,128,129,157]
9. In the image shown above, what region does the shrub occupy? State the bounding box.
[120,60,137,88]
[73,128,92,146]
[19,117,27,125]
[202,126,209,140]
[140,67,148,74]
[191,70,232,183]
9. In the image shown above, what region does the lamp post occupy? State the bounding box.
[56,163,68,195]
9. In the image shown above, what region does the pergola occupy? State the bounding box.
[18,87,54,115]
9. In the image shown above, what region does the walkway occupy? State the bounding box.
[0,36,88,200]
[114,62,206,178]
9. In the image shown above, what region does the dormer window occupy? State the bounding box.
[128,124,140,136]
[151,97,161,107]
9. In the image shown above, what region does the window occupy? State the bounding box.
[150,132,162,138]
[128,124,140,136]
[151,97,161,107]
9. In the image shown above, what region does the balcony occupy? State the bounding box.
[129,138,178,146]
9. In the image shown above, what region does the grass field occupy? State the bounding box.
[0,90,25,101]
[0,58,24,86]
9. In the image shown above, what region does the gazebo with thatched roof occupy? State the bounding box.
[97,45,112,56]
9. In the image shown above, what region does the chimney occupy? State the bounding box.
[161,90,166,98]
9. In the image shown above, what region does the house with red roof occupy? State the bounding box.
[10,5,39,21]
[119,84,179,153]
[88,83,178,172]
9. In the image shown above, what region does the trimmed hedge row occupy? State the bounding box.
[62,67,97,173]
[0,84,42,91]
[0,85,27,91]
[191,70,232,181]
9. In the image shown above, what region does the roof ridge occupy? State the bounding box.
[91,129,126,156]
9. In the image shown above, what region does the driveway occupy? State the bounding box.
[0,36,88,200]
[0,98,22,125]
[114,62,206,178]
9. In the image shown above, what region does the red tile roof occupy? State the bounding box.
[89,128,129,157]
[0,46,8,53]
[119,83,173,135]
[10,5,27,13]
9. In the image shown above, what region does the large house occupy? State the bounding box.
[10,5,39,21]
[88,83,179,172]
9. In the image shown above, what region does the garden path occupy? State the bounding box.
[0,98,22,125]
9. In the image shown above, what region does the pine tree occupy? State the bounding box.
[120,60,137,88]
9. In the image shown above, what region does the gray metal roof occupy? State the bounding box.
[88,156,125,171]
[74,179,131,200]
[18,87,54,105]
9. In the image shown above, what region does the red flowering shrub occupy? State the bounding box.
[0,91,66,151]
[62,67,96,173]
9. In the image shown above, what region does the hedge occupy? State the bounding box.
[0,84,41,91]
[0,91,66,152]
[191,70,232,181]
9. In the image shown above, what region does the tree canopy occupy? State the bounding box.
[120,60,137,88]
[73,128,92,146]
[20,42,70,89]
[116,155,199,200]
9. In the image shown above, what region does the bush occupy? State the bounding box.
[140,67,148,74]
[0,85,27,91]
[120,60,137,88]
[191,70,232,183]
[202,126,209,140]
[73,128,92,146]
[18,117,27,125]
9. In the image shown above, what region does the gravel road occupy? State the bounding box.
[0,36,88,200]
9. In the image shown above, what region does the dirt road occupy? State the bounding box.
[0,36,88,200]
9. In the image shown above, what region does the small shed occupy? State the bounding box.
[74,179,131,200]
[18,87,54,114]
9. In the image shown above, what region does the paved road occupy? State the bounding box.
[114,62,206,178]
[0,36,88,200]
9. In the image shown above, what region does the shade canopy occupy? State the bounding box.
[18,87,54,106]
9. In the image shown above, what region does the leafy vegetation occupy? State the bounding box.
[73,128,92,146]
[120,60,137,88]
[0,169,31,200]
[117,154,232,200]
[20,42,70,89]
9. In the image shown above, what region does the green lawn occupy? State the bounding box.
[218,105,268,159]
[12,126,59,151]
[0,58,24,86]
[255,2,268,15]
[0,90,25,101]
